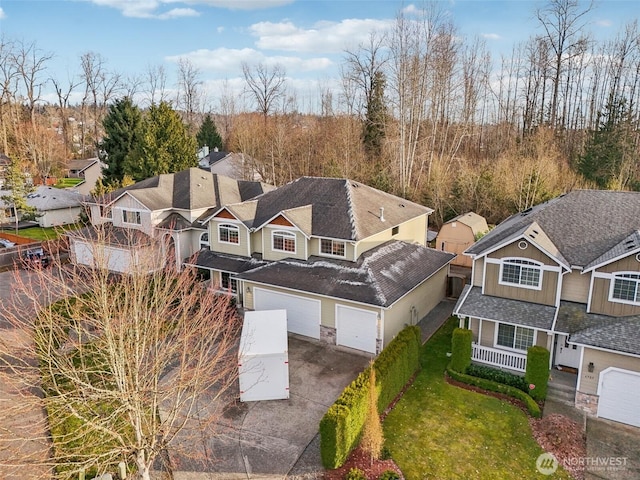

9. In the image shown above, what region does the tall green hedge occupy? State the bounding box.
[525,346,550,401]
[320,325,421,470]
[450,328,472,373]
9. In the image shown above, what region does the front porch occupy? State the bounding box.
[472,343,527,373]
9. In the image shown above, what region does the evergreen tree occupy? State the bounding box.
[100,97,142,186]
[360,363,384,465]
[578,96,638,190]
[0,156,36,232]
[124,101,198,181]
[362,71,387,158]
[196,114,223,150]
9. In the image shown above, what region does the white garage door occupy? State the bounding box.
[72,241,132,273]
[336,305,378,354]
[73,241,94,266]
[253,288,320,339]
[597,367,640,427]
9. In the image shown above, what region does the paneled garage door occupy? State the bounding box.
[597,367,640,427]
[253,288,320,339]
[336,304,378,354]
[72,241,132,273]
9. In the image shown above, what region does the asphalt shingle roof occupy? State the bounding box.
[453,285,558,331]
[238,177,432,241]
[234,241,453,307]
[467,190,640,268]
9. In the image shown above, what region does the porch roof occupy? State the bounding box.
[186,250,266,274]
[454,285,556,331]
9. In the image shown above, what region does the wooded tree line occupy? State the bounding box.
[1,0,639,226]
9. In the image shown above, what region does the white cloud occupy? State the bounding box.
[250,18,394,54]
[87,0,292,18]
[217,26,225,33]
[402,4,420,14]
[481,33,501,40]
[165,47,333,73]
[596,19,613,27]
[0,7,5,19]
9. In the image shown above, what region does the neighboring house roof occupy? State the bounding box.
[69,224,154,247]
[454,285,557,331]
[466,190,640,269]
[68,157,99,173]
[156,212,193,231]
[235,241,454,308]
[188,250,267,274]
[444,212,488,235]
[217,177,433,241]
[90,168,273,213]
[0,186,85,211]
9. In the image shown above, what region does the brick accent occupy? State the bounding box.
[575,391,598,416]
[320,325,336,345]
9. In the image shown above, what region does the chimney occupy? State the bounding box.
[213,146,219,152]
[380,207,385,222]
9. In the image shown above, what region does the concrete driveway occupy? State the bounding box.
[586,417,640,480]
[168,335,370,479]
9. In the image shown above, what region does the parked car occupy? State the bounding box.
[0,238,16,248]
[22,247,51,268]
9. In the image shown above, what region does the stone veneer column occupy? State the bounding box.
[575,391,599,416]
[320,325,336,345]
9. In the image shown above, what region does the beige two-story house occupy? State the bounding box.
[453,190,640,428]
[186,176,455,354]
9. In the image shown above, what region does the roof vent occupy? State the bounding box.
[380,207,385,222]
[520,207,533,216]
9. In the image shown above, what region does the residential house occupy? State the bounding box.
[436,212,488,268]
[186,176,455,354]
[68,157,103,195]
[74,168,273,272]
[198,146,260,181]
[453,190,640,427]
[0,186,85,228]
[0,153,10,190]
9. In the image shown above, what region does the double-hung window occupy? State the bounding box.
[272,230,296,253]
[199,232,209,249]
[221,272,238,294]
[611,272,640,305]
[122,209,141,225]
[218,223,239,244]
[500,258,542,289]
[496,323,535,351]
[320,238,345,257]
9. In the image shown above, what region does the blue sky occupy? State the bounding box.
[0,0,636,111]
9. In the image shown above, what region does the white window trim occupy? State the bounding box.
[494,322,536,353]
[272,230,297,254]
[498,257,543,291]
[121,208,142,225]
[608,271,640,306]
[218,223,240,245]
[319,238,346,258]
[220,271,238,295]
[199,231,209,249]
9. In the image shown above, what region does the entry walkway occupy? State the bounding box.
[416,298,456,344]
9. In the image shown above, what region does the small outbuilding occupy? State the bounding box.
[238,309,289,402]
[436,212,488,268]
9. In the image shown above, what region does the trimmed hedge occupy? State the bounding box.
[466,364,528,393]
[525,346,550,401]
[446,366,542,418]
[450,328,472,373]
[320,325,421,470]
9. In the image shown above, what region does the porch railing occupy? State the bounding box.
[472,343,527,372]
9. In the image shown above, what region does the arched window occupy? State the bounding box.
[199,232,209,249]
[218,224,239,244]
[272,230,296,253]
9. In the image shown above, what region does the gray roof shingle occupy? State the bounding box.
[467,190,640,268]
[234,241,454,307]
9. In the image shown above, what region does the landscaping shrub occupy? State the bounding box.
[525,346,550,401]
[466,364,528,392]
[446,366,541,418]
[450,328,472,373]
[378,470,401,480]
[320,325,421,470]
[344,467,366,480]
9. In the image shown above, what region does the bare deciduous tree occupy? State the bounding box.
[144,64,168,106]
[176,58,202,130]
[11,40,53,127]
[241,62,287,121]
[0,229,241,480]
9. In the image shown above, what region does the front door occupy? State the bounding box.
[555,334,581,369]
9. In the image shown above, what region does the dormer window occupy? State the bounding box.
[499,258,542,290]
[272,230,296,253]
[320,239,345,257]
[218,224,239,244]
[610,272,640,305]
[199,232,209,249]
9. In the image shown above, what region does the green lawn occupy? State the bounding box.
[383,318,572,479]
[13,224,82,241]
[55,178,84,188]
